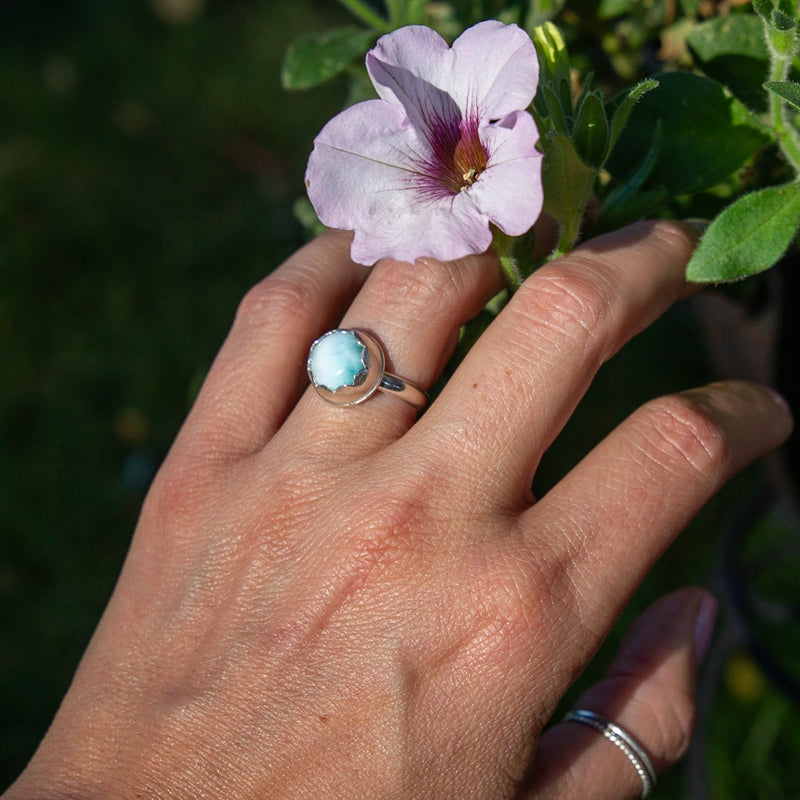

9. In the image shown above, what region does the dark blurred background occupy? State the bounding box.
[1,1,798,797]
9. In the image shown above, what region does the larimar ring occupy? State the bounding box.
[307,328,427,408]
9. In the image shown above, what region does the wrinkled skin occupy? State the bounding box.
[4,221,792,800]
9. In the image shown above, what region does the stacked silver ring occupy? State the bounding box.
[563,709,657,798]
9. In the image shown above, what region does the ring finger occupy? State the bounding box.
[285,248,504,459]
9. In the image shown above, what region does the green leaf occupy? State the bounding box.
[540,84,568,133]
[597,121,669,230]
[526,0,567,29]
[764,79,800,109]
[771,9,796,31]
[282,28,373,90]
[607,79,658,155]
[539,131,597,252]
[572,92,609,168]
[598,0,634,19]
[686,183,800,282]
[753,0,773,16]
[293,197,326,240]
[687,15,770,108]
[606,72,770,197]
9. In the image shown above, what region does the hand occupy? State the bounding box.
[5,221,792,800]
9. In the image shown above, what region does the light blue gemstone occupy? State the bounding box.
[308,330,369,392]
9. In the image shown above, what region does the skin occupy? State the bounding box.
[4,220,793,800]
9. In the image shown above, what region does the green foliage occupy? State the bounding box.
[525,0,567,29]
[538,130,597,248]
[572,91,608,167]
[687,15,770,108]
[608,72,769,196]
[687,182,800,281]
[280,0,800,280]
[764,78,800,109]
[533,23,657,254]
[607,79,659,153]
[282,27,374,90]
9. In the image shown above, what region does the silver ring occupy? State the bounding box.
[563,709,656,798]
[307,328,427,408]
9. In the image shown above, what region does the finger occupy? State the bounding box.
[173,230,370,461]
[522,588,717,800]
[412,220,698,507]
[527,381,792,676]
[286,249,504,459]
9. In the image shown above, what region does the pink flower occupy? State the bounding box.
[305,21,543,265]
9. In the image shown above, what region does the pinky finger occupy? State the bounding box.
[521,588,718,800]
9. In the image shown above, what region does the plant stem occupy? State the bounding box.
[765,21,800,175]
[492,229,524,290]
[551,216,580,260]
[336,0,392,32]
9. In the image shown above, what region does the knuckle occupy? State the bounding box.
[635,394,731,478]
[517,262,618,356]
[368,257,461,317]
[235,272,316,332]
[637,680,695,760]
[140,457,214,536]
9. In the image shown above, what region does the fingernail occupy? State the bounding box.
[693,594,719,664]
[764,386,792,416]
[681,218,711,236]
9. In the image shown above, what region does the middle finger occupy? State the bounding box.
[410,220,698,508]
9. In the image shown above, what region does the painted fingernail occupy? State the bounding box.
[693,594,719,664]
[764,386,792,416]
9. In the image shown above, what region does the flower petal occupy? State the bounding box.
[306,99,422,230]
[350,193,493,265]
[367,21,539,126]
[366,26,459,137]
[307,99,486,265]
[450,20,539,120]
[469,110,543,236]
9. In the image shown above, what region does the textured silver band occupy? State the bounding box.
[563,709,656,798]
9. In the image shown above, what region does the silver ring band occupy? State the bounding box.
[307,328,427,408]
[563,709,656,798]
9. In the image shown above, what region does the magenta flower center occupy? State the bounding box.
[422,111,489,197]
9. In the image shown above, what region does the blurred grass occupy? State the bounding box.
[1,0,799,796]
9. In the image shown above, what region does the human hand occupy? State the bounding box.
[5,221,792,800]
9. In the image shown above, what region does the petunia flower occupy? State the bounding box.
[305,20,543,266]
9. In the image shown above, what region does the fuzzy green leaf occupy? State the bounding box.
[597,121,668,230]
[541,84,568,133]
[686,183,800,282]
[572,93,609,168]
[607,72,769,197]
[539,131,597,250]
[607,79,658,155]
[687,15,770,108]
[282,28,373,90]
[764,79,800,110]
[771,9,796,31]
